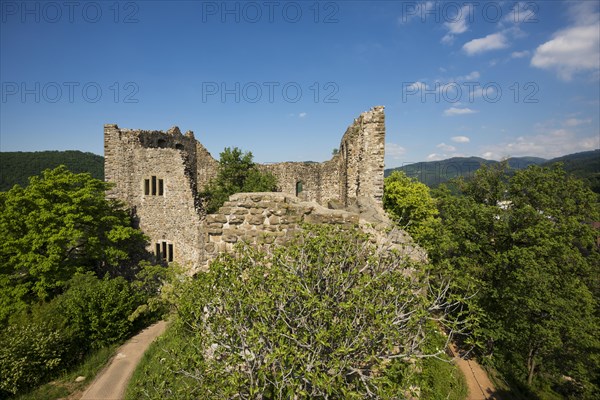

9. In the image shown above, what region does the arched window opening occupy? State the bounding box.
[296,181,303,197]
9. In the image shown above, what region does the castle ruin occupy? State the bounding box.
[104,106,423,272]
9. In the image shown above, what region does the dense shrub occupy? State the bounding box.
[0,322,73,396]
[55,272,144,349]
[201,147,277,213]
[383,171,438,241]
[128,225,469,399]
[0,270,157,397]
[0,166,148,324]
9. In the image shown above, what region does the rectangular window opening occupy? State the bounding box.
[168,244,173,262]
[162,241,167,259]
[144,179,150,196]
[151,176,157,196]
[155,243,161,260]
[158,179,164,196]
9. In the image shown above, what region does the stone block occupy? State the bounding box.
[205,243,216,253]
[280,214,300,224]
[228,215,244,225]
[219,206,232,214]
[235,200,254,208]
[222,228,239,237]
[257,201,278,209]
[223,235,238,243]
[247,214,265,225]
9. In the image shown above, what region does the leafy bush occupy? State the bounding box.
[128,225,469,399]
[383,171,438,242]
[0,271,152,397]
[56,272,144,349]
[201,147,277,213]
[0,321,73,396]
[0,166,148,324]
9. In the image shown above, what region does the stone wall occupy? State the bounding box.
[260,106,385,208]
[199,192,425,272]
[104,106,391,271]
[104,125,206,268]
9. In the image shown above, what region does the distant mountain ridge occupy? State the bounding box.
[385,150,599,193]
[0,151,103,191]
[1,149,598,194]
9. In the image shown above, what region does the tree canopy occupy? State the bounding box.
[0,151,103,192]
[0,166,147,323]
[383,171,438,241]
[423,163,600,397]
[201,147,277,213]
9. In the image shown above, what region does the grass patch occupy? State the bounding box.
[420,356,468,400]
[125,323,185,400]
[127,322,469,400]
[13,343,119,400]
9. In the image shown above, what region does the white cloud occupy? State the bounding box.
[463,33,509,55]
[531,24,600,80]
[564,118,592,127]
[504,2,538,25]
[386,143,407,159]
[451,136,470,143]
[441,5,472,44]
[443,107,478,116]
[299,112,307,118]
[427,153,444,161]
[567,1,600,26]
[398,1,435,24]
[480,129,599,160]
[437,142,457,152]
[511,50,530,59]
[462,71,480,80]
[407,81,428,91]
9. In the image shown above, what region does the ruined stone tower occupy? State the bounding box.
[104,106,388,271]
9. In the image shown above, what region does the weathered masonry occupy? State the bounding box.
[104,106,415,271]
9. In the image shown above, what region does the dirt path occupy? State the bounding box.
[79,320,168,400]
[450,344,498,400]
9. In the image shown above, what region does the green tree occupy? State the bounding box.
[0,166,147,324]
[428,164,600,396]
[0,271,151,397]
[201,147,277,213]
[383,171,438,241]
[127,225,470,399]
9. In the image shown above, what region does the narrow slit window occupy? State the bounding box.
[151,176,157,196]
[162,241,167,259]
[296,181,303,196]
[155,243,161,260]
[158,179,164,196]
[168,244,174,262]
[144,179,150,196]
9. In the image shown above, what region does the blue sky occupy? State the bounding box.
[1,0,599,168]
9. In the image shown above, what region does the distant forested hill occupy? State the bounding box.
[384,156,546,187]
[0,151,104,191]
[544,150,600,193]
[385,151,599,193]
